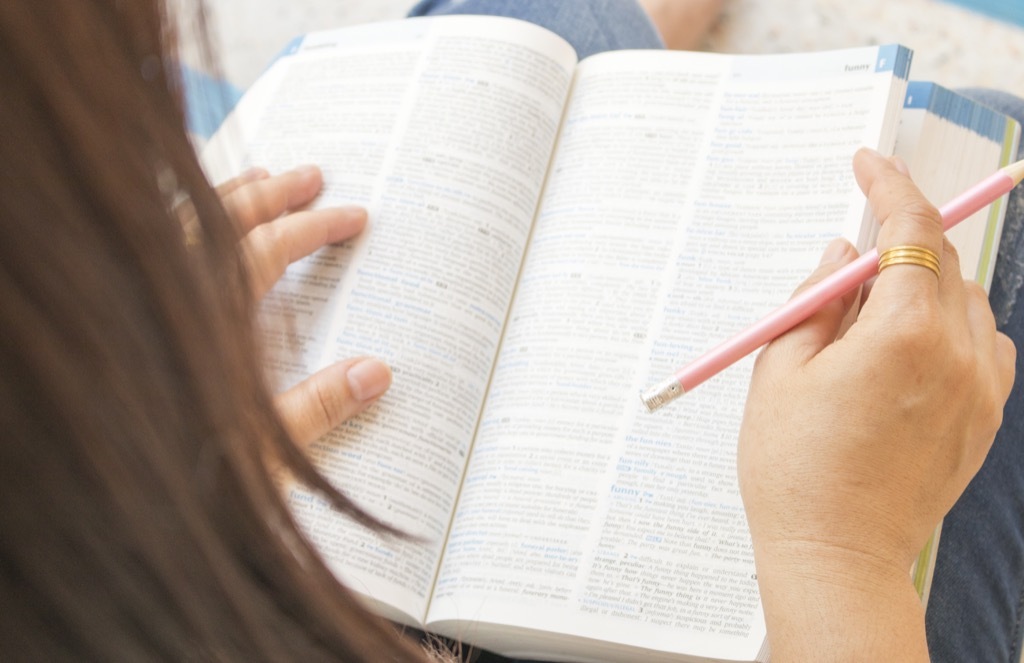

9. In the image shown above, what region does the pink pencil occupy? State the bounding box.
[641,159,1024,413]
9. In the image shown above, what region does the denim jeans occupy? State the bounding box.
[410,2,1024,660]
[407,0,664,58]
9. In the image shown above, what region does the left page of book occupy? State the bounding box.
[202,16,577,625]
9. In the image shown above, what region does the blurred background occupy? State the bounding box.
[201,0,1023,95]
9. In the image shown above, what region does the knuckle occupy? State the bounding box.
[961,276,982,295]
[879,306,941,355]
[947,347,978,393]
[918,320,974,378]
[942,238,961,272]
[309,377,346,432]
[228,182,281,225]
[247,223,289,272]
[875,309,975,383]
[228,191,260,224]
[981,392,1005,436]
[250,219,281,244]
[962,279,989,304]
[896,197,942,229]
[954,344,977,377]
[1002,333,1018,366]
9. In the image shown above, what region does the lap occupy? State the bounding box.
[407,0,664,59]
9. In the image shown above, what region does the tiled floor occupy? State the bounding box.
[208,0,1024,97]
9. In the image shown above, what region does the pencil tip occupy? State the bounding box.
[640,378,685,413]
[1005,159,1024,186]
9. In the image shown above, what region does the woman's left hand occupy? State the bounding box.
[216,165,392,448]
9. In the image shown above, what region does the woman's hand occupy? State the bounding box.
[217,165,392,448]
[737,148,1015,661]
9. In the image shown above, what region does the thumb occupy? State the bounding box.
[762,238,860,368]
[274,357,392,448]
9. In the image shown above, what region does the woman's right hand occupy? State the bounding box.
[737,148,1015,661]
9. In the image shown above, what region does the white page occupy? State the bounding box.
[896,104,1017,287]
[204,16,577,624]
[429,46,905,662]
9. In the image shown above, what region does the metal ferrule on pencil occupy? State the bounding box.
[641,377,685,413]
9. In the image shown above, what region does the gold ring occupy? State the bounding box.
[877,245,941,278]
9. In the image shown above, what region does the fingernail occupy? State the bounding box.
[346,358,392,402]
[820,238,849,265]
[326,207,369,244]
[294,164,321,186]
[891,155,911,176]
[338,205,367,220]
[240,167,269,182]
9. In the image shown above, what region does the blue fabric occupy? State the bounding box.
[925,87,1024,663]
[180,65,243,139]
[941,0,1024,28]
[407,0,664,59]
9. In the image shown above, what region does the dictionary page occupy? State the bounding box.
[203,16,576,625]
[427,46,909,662]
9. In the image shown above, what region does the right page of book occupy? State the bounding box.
[426,46,910,663]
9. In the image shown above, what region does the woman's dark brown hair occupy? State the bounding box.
[0,1,430,659]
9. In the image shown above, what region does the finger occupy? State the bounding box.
[244,205,367,299]
[935,237,965,308]
[853,148,947,301]
[964,280,997,343]
[177,169,270,228]
[214,167,270,198]
[761,238,861,367]
[995,332,1017,403]
[223,165,324,232]
[963,281,1017,401]
[274,357,392,448]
